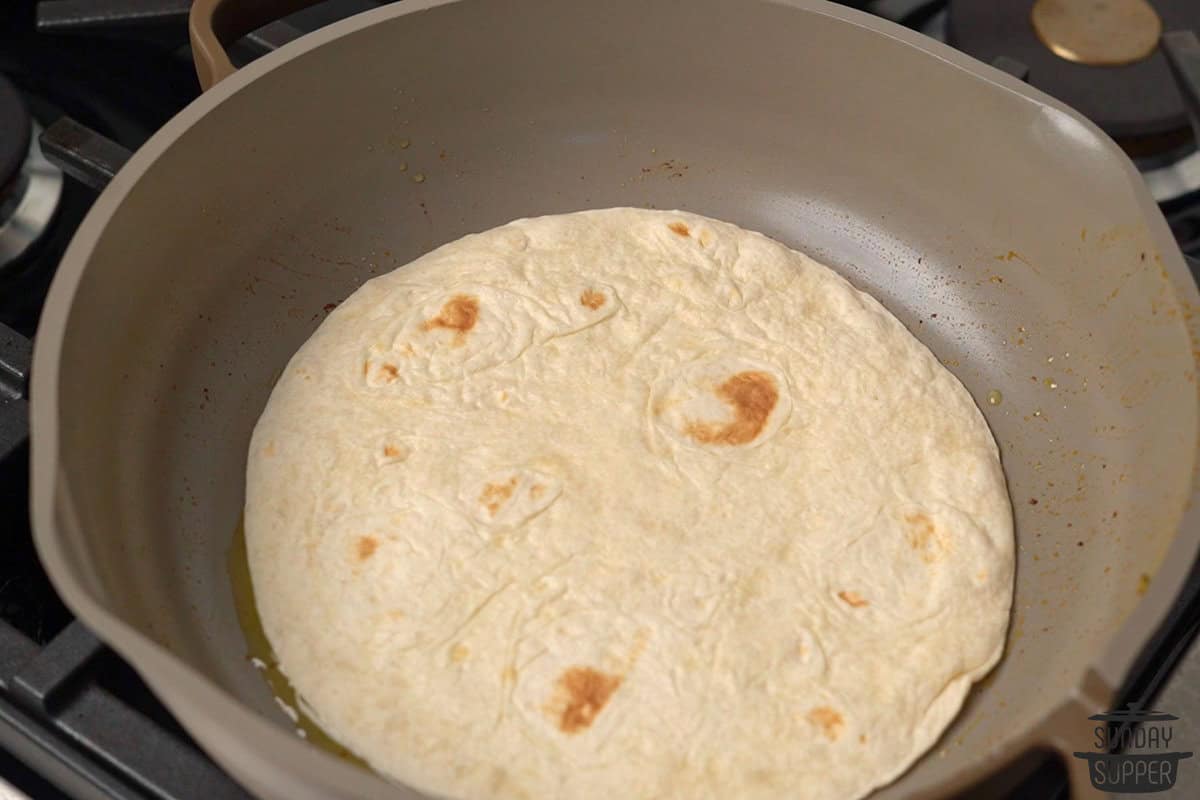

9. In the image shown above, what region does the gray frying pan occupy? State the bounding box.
[28,0,1200,797]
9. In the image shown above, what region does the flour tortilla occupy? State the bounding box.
[244,208,1014,800]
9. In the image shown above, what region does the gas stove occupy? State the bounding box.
[1,2,1199,799]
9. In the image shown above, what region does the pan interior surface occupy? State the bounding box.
[36,0,1197,796]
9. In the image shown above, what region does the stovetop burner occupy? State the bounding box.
[948,0,1200,161]
[0,75,30,193]
[0,74,61,278]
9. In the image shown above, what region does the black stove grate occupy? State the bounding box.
[0,4,378,796]
[1,2,1199,800]
[3,303,244,798]
[0,618,250,799]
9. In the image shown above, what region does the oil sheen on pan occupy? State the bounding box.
[243,208,1014,800]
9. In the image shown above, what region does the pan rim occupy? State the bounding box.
[28,0,1200,797]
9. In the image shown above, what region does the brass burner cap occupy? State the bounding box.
[1031,0,1162,67]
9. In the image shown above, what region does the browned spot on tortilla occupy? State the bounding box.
[548,667,623,734]
[668,222,690,237]
[808,707,844,741]
[580,289,606,310]
[905,513,935,546]
[837,590,869,608]
[379,363,399,382]
[421,294,480,346]
[904,512,946,563]
[480,477,518,516]
[262,442,276,457]
[362,361,369,377]
[859,734,867,744]
[683,371,778,446]
[450,643,470,663]
[356,536,378,561]
[383,444,401,458]
[501,665,518,682]
[530,484,546,500]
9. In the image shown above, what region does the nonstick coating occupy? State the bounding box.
[30,1,1200,798]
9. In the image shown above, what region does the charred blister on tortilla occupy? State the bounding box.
[807,706,846,741]
[361,286,536,385]
[837,590,870,608]
[579,289,607,310]
[903,510,949,564]
[683,371,779,446]
[650,356,792,452]
[459,468,563,531]
[540,283,620,337]
[544,666,624,735]
[361,283,618,387]
[665,219,717,248]
[419,293,480,347]
[375,441,409,466]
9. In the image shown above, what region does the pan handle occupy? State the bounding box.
[1038,669,1117,799]
[188,0,325,91]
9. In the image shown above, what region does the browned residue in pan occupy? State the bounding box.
[995,250,1030,265]
[1096,224,1141,246]
[635,159,689,181]
[684,371,778,446]
[997,249,1043,277]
